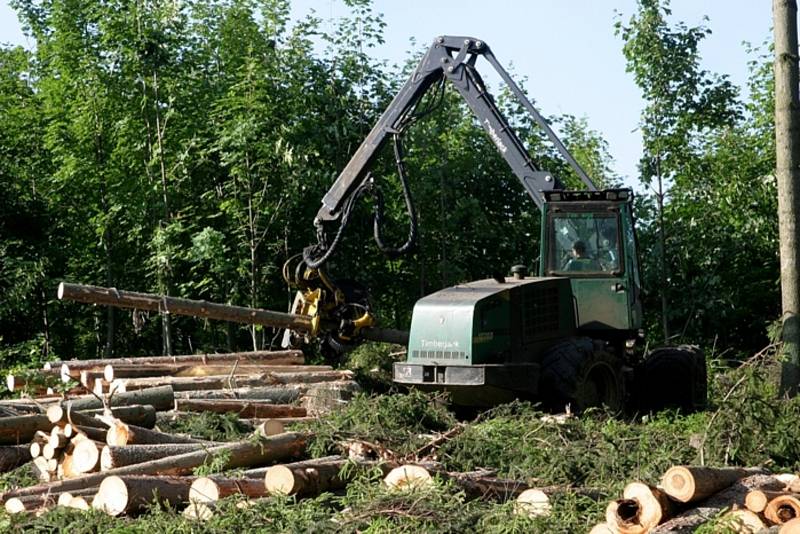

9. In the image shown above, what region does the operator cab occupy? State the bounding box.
[540,189,642,339]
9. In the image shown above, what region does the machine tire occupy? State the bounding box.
[539,338,623,412]
[635,345,707,413]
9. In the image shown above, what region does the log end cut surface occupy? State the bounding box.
[96,476,129,516]
[189,477,221,503]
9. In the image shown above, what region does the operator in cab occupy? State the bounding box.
[565,240,600,272]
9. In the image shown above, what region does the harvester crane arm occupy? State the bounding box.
[304,35,597,269]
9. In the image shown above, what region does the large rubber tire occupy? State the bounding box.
[635,345,707,413]
[539,338,623,413]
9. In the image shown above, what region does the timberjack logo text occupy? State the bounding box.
[484,118,507,154]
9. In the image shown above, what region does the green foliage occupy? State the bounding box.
[156,411,252,442]
[302,390,457,457]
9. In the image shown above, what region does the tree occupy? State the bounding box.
[774,0,800,394]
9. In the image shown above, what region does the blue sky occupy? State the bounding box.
[0,0,774,187]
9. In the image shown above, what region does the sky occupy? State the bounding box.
[0,0,776,187]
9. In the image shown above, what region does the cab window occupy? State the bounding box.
[547,212,622,276]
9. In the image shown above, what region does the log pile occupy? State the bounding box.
[592,464,800,533]
[0,349,366,516]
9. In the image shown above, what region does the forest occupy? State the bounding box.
[0,1,797,532]
[0,0,779,367]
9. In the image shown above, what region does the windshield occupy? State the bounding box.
[547,212,622,276]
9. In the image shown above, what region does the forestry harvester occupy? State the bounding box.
[281,36,706,411]
[59,36,706,412]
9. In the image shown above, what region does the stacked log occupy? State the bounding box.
[591,466,800,533]
[0,349,360,519]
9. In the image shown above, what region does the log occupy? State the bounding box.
[183,499,257,521]
[265,458,351,496]
[782,518,800,534]
[0,445,32,472]
[384,464,433,490]
[44,350,305,372]
[49,426,67,449]
[31,457,54,482]
[514,489,552,518]
[2,432,307,500]
[588,524,616,534]
[174,399,307,418]
[766,495,800,525]
[48,404,157,429]
[71,440,103,474]
[0,414,56,445]
[106,421,213,446]
[66,495,91,510]
[653,474,786,533]
[111,375,272,393]
[237,455,345,479]
[63,385,175,412]
[174,365,330,378]
[721,508,766,533]
[101,444,209,471]
[269,370,354,385]
[175,386,304,402]
[606,482,674,534]
[5,494,57,514]
[189,476,269,503]
[57,282,315,333]
[746,489,792,513]
[256,420,286,437]
[661,466,766,503]
[67,424,107,442]
[94,475,194,516]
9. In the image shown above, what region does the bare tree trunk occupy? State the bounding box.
[775,0,800,395]
[656,155,669,343]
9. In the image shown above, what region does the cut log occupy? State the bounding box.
[175,386,304,402]
[653,474,786,533]
[174,399,306,418]
[64,385,175,412]
[588,523,616,534]
[265,458,351,496]
[101,444,209,470]
[111,375,269,393]
[174,364,330,378]
[67,424,107,443]
[42,442,60,460]
[0,445,32,472]
[31,456,54,482]
[746,489,791,513]
[2,432,307,500]
[237,455,345,479]
[48,404,157,429]
[256,420,286,437]
[782,518,800,534]
[94,475,194,516]
[5,494,57,514]
[183,499,257,521]
[44,350,304,371]
[514,489,551,518]
[721,508,765,533]
[661,466,766,503]
[0,414,56,445]
[49,426,67,449]
[72,440,103,474]
[269,370,354,385]
[766,495,800,525]
[67,495,91,510]
[189,476,268,503]
[384,465,433,490]
[606,482,674,534]
[106,421,212,446]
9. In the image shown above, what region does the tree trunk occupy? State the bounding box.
[606,482,674,534]
[174,399,306,418]
[71,440,103,474]
[2,432,307,501]
[775,0,800,395]
[661,466,766,503]
[189,476,268,503]
[110,367,333,392]
[269,370,354,385]
[106,421,212,447]
[44,350,304,371]
[94,475,193,516]
[101,444,209,470]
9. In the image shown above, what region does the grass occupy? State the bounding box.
[4,348,800,532]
